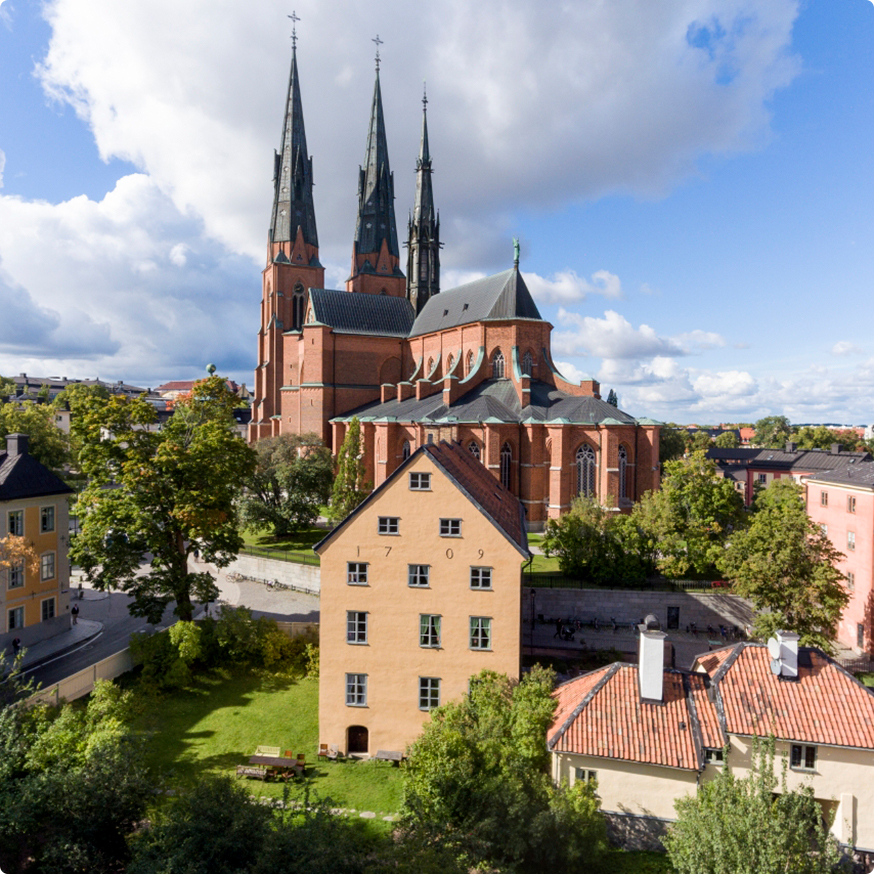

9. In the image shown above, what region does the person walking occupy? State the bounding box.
[71,603,80,625]
[553,616,563,639]
[11,637,21,656]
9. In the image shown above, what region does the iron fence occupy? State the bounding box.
[524,573,731,593]
[239,545,320,567]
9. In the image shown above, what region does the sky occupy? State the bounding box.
[0,0,872,425]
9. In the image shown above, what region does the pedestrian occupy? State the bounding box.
[11,637,21,656]
[553,616,563,639]
[71,603,80,625]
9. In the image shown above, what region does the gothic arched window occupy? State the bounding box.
[618,445,628,500]
[469,441,480,460]
[492,350,505,379]
[447,353,454,372]
[292,283,305,330]
[522,350,534,376]
[402,440,411,461]
[427,357,435,375]
[576,444,596,498]
[466,350,475,375]
[500,443,512,490]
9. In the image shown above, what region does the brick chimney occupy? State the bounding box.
[5,433,28,457]
[638,615,666,702]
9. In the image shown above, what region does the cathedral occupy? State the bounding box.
[248,43,661,528]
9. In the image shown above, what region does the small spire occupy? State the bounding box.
[513,237,521,268]
[372,34,383,73]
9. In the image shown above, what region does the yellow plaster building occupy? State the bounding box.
[315,439,529,756]
[1,433,74,651]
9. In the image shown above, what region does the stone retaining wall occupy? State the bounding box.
[225,554,321,595]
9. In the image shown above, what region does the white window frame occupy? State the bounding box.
[440,518,461,537]
[40,505,55,533]
[470,616,492,650]
[41,597,56,622]
[346,611,368,645]
[470,566,492,590]
[8,510,23,536]
[419,677,440,711]
[7,562,24,589]
[820,491,828,507]
[347,562,368,585]
[40,552,55,582]
[848,531,856,551]
[790,744,817,772]
[408,564,430,587]
[345,673,367,707]
[419,614,441,648]
[575,768,598,784]
[8,606,24,631]
[409,472,431,491]
[848,495,857,514]
[704,748,724,765]
[378,516,399,535]
[848,571,856,591]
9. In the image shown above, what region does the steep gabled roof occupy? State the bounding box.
[307,288,415,337]
[314,439,529,558]
[0,448,73,501]
[409,268,542,337]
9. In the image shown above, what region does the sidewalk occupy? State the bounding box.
[17,618,104,672]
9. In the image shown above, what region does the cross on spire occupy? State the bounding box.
[422,81,428,111]
[372,34,383,71]
[288,11,300,49]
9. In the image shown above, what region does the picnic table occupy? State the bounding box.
[249,754,303,779]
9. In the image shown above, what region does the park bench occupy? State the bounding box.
[236,765,268,780]
[374,750,404,765]
[255,745,281,757]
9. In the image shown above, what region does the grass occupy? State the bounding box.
[132,666,403,818]
[608,850,674,872]
[857,672,874,687]
[239,525,324,565]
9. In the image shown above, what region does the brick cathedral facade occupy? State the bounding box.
[249,46,661,528]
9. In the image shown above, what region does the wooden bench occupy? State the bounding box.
[373,749,404,764]
[236,765,268,780]
[255,745,281,757]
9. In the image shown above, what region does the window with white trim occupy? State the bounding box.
[470,566,492,589]
[848,531,856,551]
[820,524,828,536]
[378,516,399,535]
[704,748,724,764]
[41,598,55,622]
[408,564,430,587]
[8,606,24,631]
[7,563,24,589]
[345,673,367,706]
[419,614,441,648]
[347,562,368,585]
[790,744,816,771]
[40,505,55,533]
[575,768,597,784]
[848,495,857,513]
[440,518,461,537]
[470,616,492,650]
[8,510,23,536]
[419,677,440,710]
[820,491,828,507]
[40,553,55,582]
[409,472,431,490]
[847,571,856,591]
[346,611,367,644]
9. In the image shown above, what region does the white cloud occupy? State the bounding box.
[553,360,592,385]
[524,269,622,304]
[831,340,862,356]
[693,370,757,397]
[673,329,726,352]
[553,309,684,360]
[0,148,5,188]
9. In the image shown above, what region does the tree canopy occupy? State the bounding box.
[329,416,370,523]
[714,430,739,448]
[0,401,70,472]
[401,667,609,873]
[753,415,792,449]
[718,479,848,651]
[70,375,256,622]
[242,433,333,537]
[659,425,688,464]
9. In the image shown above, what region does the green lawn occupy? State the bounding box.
[240,525,324,565]
[133,667,403,817]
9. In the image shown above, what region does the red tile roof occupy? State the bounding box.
[695,643,874,748]
[548,664,720,771]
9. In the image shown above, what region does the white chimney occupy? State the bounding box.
[777,630,799,679]
[638,621,666,702]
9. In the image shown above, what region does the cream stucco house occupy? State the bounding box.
[315,439,529,757]
[549,627,874,853]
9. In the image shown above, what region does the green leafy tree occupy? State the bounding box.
[690,430,712,451]
[753,415,792,448]
[714,430,739,448]
[718,479,848,650]
[401,667,609,873]
[664,737,842,874]
[329,416,370,523]
[37,382,50,400]
[0,400,70,472]
[70,376,256,622]
[0,373,14,399]
[243,433,334,537]
[54,381,112,468]
[659,425,687,464]
[632,451,746,578]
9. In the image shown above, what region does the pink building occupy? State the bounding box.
[805,463,874,654]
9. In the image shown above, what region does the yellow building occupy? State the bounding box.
[315,439,530,756]
[1,433,73,651]
[549,628,874,854]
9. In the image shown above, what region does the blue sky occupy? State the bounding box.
[0,0,872,424]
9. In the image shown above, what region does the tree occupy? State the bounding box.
[718,479,848,651]
[632,451,746,578]
[401,667,609,873]
[54,382,112,468]
[242,433,334,537]
[714,430,739,448]
[753,415,792,448]
[542,496,652,585]
[664,737,842,874]
[329,416,370,523]
[70,376,256,622]
[0,401,70,472]
[606,388,618,407]
[0,373,13,399]
[659,424,688,464]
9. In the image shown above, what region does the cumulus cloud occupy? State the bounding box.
[831,340,863,356]
[553,309,685,360]
[524,269,622,304]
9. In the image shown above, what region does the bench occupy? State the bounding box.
[236,765,268,780]
[255,745,281,757]
[373,749,404,764]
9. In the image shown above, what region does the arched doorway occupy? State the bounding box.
[347,725,369,755]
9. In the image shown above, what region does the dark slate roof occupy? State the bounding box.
[0,450,73,501]
[807,460,874,488]
[314,440,529,558]
[707,446,870,474]
[409,268,542,337]
[335,378,639,427]
[307,288,415,337]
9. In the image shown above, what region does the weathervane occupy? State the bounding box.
[422,81,428,111]
[372,34,383,71]
[288,11,300,49]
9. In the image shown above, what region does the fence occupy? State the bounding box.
[31,647,134,706]
[240,545,319,567]
[525,573,731,593]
